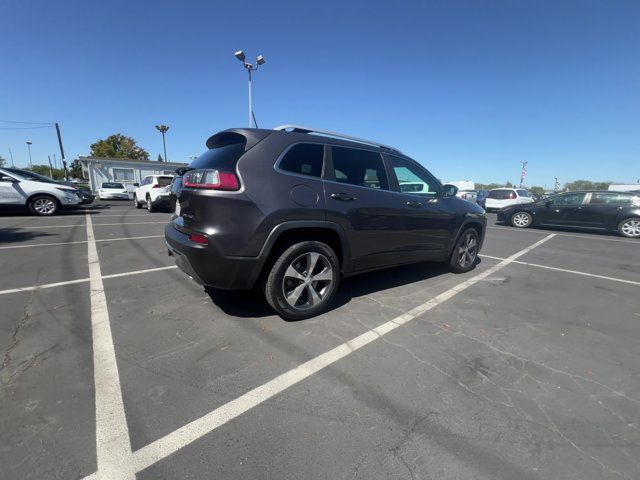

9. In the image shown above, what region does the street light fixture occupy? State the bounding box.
[234,50,266,128]
[155,125,169,162]
[26,141,33,168]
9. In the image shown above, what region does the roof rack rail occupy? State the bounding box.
[273,125,401,153]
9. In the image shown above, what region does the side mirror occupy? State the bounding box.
[443,184,458,197]
[133,183,140,187]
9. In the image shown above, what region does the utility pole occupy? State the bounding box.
[55,123,69,180]
[8,148,15,167]
[155,125,169,162]
[48,155,54,178]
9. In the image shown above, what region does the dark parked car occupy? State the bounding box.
[497,190,640,238]
[60,181,94,204]
[165,125,487,319]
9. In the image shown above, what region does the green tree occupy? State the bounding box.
[0,154,6,168]
[564,180,612,191]
[29,164,66,180]
[89,133,149,160]
[70,159,84,179]
[157,154,164,162]
[528,186,545,197]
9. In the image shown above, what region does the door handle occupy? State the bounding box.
[406,200,422,208]
[330,192,356,201]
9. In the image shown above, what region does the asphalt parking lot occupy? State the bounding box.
[1,202,639,480]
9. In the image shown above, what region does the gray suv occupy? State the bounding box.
[165,126,486,320]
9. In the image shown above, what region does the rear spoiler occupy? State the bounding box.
[205,128,271,151]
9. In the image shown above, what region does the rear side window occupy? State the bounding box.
[516,189,529,197]
[330,147,388,190]
[278,143,324,178]
[589,192,633,205]
[488,189,515,199]
[190,135,247,171]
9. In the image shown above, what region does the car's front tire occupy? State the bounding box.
[134,194,142,208]
[264,241,340,320]
[511,211,533,228]
[28,195,59,216]
[449,228,479,273]
[618,218,640,238]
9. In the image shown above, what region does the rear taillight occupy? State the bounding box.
[152,184,166,188]
[182,169,239,191]
[509,192,516,199]
[188,234,208,245]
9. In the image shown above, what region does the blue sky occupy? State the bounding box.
[1,0,638,187]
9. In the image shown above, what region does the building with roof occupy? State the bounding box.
[78,156,187,193]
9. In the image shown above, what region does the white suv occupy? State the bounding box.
[485,188,534,212]
[133,175,173,212]
[0,167,81,216]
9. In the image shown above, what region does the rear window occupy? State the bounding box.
[278,143,324,178]
[189,136,247,171]
[102,182,124,189]
[488,189,515,199]
[330,147,388,190]
[156,176,173,186]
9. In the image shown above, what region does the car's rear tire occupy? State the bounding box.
[618,218,640,238]
[134,194,142,208]
[146,195,155,212]
[511,211,533,228]
[264,241,340,320]
[28,195,60,216]
[449,228,479,273]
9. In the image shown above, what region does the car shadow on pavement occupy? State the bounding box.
[205,259,478,320]
[0,228,56,244]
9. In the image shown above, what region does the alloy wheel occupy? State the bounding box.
[621,219,640,238]
[282,252,333,311]
[457,233,478,268]
[512,212,531,228]
[33,198,56,215]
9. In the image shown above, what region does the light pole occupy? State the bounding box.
[26,141,33,168]
[234,50,265,128]
[155,125,169,162]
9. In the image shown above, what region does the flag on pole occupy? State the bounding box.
[554,178,560,193]
[520,162,528,186]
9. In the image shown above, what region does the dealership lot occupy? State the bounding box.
[1,202,639,480]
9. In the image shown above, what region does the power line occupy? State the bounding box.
[0,120,54,125]
[0,125,54,130]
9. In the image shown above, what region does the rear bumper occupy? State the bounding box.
[164,223,262,290]
[152,194,171,206]
[99,193,129,200]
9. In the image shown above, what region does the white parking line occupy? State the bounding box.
[0,265,178,296]
[482,254,640,286]
[0,235,164,250]
[101,234,553,475]
[487,226,639,244]
[86,213,135,480]
[9,222,167,229]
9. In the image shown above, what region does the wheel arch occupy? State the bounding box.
[257,221,352,279]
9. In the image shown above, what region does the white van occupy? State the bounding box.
[0,167,81,215]
[484,188,533,211]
